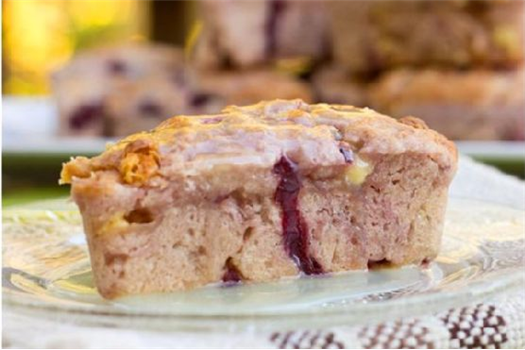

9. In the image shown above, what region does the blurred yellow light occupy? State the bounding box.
[3,0,149,95]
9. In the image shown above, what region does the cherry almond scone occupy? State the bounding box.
[61,99,457,299]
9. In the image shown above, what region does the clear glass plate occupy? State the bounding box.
[3,198,524,331]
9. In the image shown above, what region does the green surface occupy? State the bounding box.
[3,153,75,207]
[2,187,69,207]
[476,158,524,179]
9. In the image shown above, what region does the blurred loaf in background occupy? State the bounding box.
[51,0,525,140]
[192,0,329,68]
[51,44,222,137]
[329,0,524,73]
[368,68,525,140]
[324,0,525,141]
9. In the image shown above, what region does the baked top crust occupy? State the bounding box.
[61,99,457,189]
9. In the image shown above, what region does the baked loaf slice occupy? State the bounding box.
[61,99,457,299]
[329,0,524,74]
[369,68,525,140]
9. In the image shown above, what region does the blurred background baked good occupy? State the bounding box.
[3,0,524,202]
[197,69,312,105]
[51,44,209,136]
[5,0,523,140]
[368,68,525,141]
[104,73,224,136]
[325,0,524,141]
[329,0,524,74]
[311,66,367,107]
[193,0,329,69]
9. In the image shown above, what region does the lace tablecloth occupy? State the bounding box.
[3,156,525,348]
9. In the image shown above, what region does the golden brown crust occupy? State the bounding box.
[61,100,457,187]
[60,157,91,185]
[119,139,160,185]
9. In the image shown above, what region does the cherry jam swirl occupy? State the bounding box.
[273,156,323,275]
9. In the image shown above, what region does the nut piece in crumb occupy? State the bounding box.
[119,139,160,185]
[60,156,92,184]
[99,212,129,236]
[344,155,373,185]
